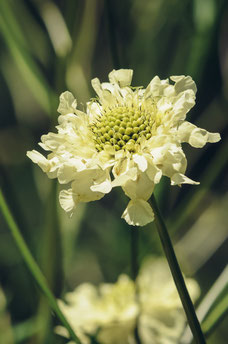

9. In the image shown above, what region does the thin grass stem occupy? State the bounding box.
[149,194,206,344]
[0,189,81,344]
[130,227,139,281]
[130,227,142,344]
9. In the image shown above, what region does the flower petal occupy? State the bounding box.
[145,76,165,98]
[133,154,148,172]
[90,179,112,194]
[59,189,77,214]
[108,69,133,87]
[57,163,76,184]
[91,78,116,105]
[177,121,196,142]
[189,128,221,148]
[178,122,221,148]
[171,173,199,185]
[123,171,154,201]
[122,199,154,226]
[71,169,107,202]
[112,167,138,187]
[171,75,197,94]
[189,128,209,148]
[112,157,138,187]
[207,132,221,143]
[27,150,59,178]
[57,91,77,115]
[172,90,196,121]
[146,163,162,184]
[27,150,49,172]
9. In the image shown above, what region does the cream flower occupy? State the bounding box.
[137,257,200,344]
[55,275,137,344]
[27,69,220,226]
[56,257,200,344]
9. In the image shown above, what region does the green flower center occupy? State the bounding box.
[91,105,156,152]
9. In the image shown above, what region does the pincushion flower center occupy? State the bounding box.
[91,105,157,152]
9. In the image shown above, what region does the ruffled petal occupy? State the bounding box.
[171,75,197,94]
[122,199,154,226]
[189,128,221,148]
[177,121,196,142]
[145,76,168,98]
[112,157,138,187]
[91,77,107,98]
[171,173,199,185]
[150,143,187,178]
[90,179,112,194]
[71,169,108,203]
[27,150,49,172]
[207,132,221,143]
[108,69,133,87]
[171,90,196,122]
[91,78,116,105]
[189,128,210,148]
[27,150,59,178]
[57,158,89,184]
[123,171,154,201]
[57,91,77,115]
[178,122,221,148]
[57,163,77,184]
[112,167,138,187]
[133,154,148,172]
[146,163,162,184]
[40,132,65,151]
[59,189,77,214]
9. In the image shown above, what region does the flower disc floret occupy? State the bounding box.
[90,105,155,152]
[27,69,221,226]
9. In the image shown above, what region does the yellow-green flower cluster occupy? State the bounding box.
[27,69,220,226]
[55,257,200,344]
[91,105,155,152]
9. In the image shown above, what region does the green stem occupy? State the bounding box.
[149,195,206,344]
[130,227,142,344]
[130,227,139,282]
[0,189,81,344]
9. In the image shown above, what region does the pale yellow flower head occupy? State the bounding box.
[56,257,200,344]
[27,69,220,226]
[56,275,137,344]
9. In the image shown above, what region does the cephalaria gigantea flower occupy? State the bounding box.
[27,69,220,226]
[55,257,200,344]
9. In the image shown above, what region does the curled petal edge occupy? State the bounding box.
[171,173,199,186]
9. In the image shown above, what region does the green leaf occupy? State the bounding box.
[181,266,228,343]
[0,189,81,344]
[0,1,57,115]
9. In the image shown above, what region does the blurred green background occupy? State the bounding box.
[0,0,227,343]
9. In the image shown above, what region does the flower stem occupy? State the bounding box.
[130,227,139,281]
[149,194,206,344]
[130,227,142,344]
[0,189,81,344]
